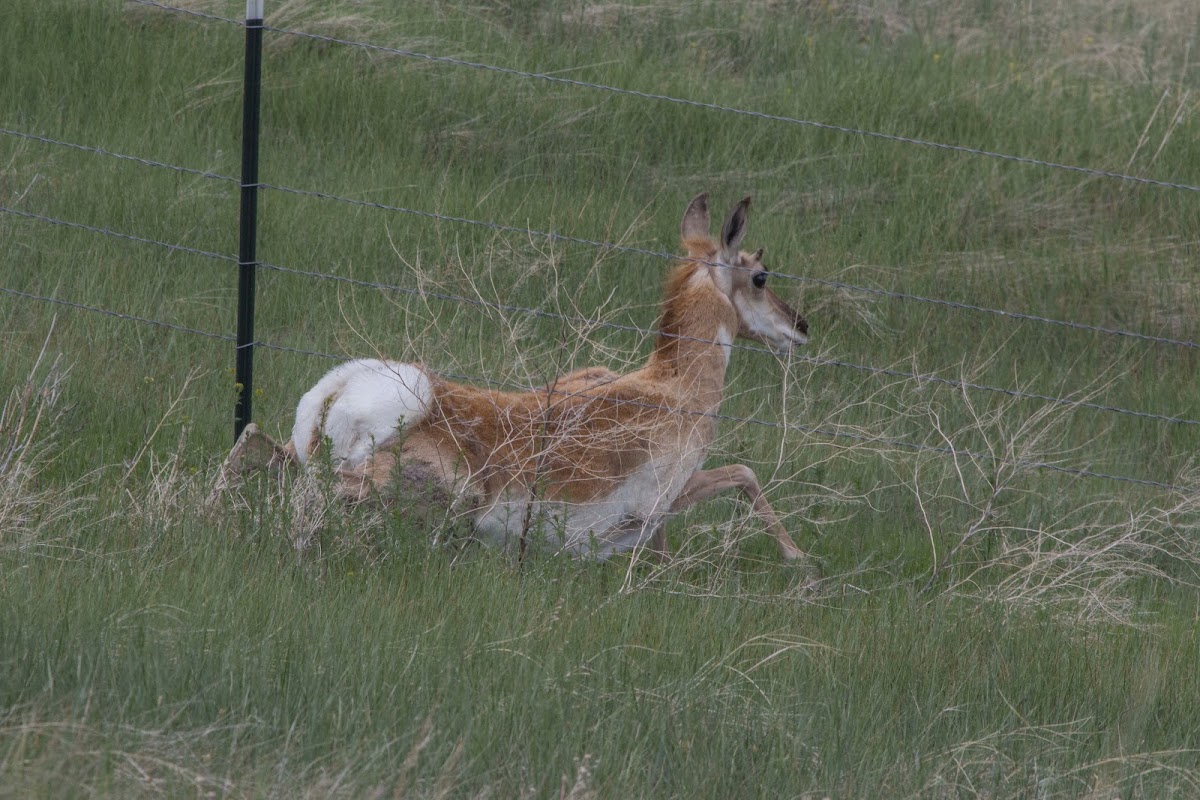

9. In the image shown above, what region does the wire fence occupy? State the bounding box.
[2,0,1197,495]
[6,197,1199,431]
[1,196,1192,495]
[0,281,1182,493]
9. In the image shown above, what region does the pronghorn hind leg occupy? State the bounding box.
[333,452,468,541]
[669,465,809,564]
[286,450,384,553]
[211,423,299,500]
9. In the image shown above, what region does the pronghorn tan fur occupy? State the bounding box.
[219,193,811,562]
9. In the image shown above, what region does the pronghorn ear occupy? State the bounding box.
[720,196,751,258]
[681,192,710,241]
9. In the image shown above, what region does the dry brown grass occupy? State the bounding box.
[916,717,1200,798]
[0,326,82,553]
[0,705,499,800]
[833,0,1195,68]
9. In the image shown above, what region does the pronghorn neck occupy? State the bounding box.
[646,260,737,403]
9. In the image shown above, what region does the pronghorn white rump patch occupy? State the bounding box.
[291,359,432,468]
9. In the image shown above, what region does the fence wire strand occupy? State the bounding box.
[0,285,236,343]
[0,204,238,265]
[0,126,240,184]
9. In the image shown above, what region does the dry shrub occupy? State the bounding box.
[897,356,1200,627]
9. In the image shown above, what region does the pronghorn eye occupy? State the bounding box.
[752,271,767,289]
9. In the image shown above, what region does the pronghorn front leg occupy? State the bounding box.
[657,464,807,562]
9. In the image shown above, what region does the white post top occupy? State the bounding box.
[247,0,264,20]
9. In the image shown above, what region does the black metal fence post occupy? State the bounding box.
[234,0,264,442]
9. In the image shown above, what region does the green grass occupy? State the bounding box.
[3,0,1200,795]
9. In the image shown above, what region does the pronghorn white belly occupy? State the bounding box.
[291,359,432,468]
[470,455,698,558]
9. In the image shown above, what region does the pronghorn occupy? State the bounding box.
[220,193,811,562]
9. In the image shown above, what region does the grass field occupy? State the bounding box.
[3,0,1200,796]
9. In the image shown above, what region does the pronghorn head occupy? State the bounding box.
[680,193,809,352]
